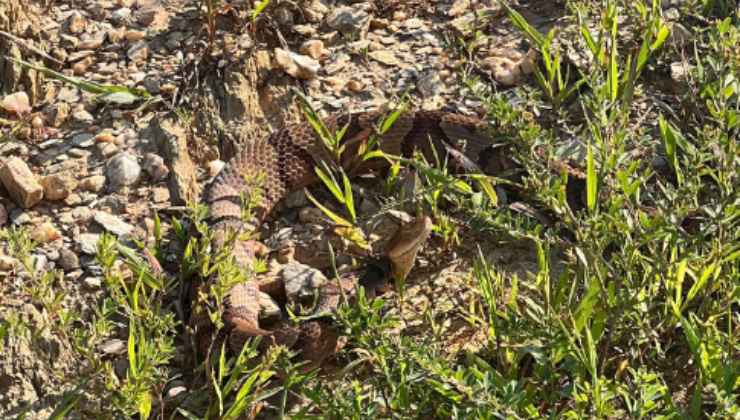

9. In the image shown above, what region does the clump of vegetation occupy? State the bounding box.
[1,1,737,418]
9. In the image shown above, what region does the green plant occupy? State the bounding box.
[7,57,151,105]
[503,3,586,111]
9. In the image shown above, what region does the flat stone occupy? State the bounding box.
[93,211,135,236]
[77,233,101,255]
[71,206,93,223]
[300,40,328,61]
[71,133,95,147]
[0,157,44,208]
[369,50,401,66]
[80,175,106,192]
[274,48,320,80]
[58,248,81,271]
[167,386,187,399]
[41,173,77,201]
[83,276,103,288]
[281,261,328,304]
[72,108,94,123]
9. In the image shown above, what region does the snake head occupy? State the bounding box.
[385,215,433,282]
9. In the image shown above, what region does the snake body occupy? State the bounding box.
[193,109,513,364]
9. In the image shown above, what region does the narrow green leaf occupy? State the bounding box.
[674,259,688,309]
[361,149,388,161]
[586,143,597,211]
[379,107,404,135]
[685,263,717,308]
[658,115,683,186]
[314,165,346,205]
[723,248,740,263]
[223,371,268,419]
[342,172,356,222]
[127,322,137,378]
[153,211,161,243]
[501,2,545,47]
[474,176,498,207]
[175,408,203,420]
[304,189,352,227]
[218,341,227,384]
[650,24,670,52]
[7,57,149,101]
[636,36,652,74]
[608,42,619,101]
[533,68,553,100]
[574,278,600,334]
[580,26,599,60]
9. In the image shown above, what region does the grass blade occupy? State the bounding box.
[315,164,346,205]
[608,41,619,102]
[342,172,356,222]
[7,56,150,104]
[127,322,138,378]
[501,2,545,47]
[586,143,597,211]
[304,189,352,227]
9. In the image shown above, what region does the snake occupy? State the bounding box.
[190,109,517,366]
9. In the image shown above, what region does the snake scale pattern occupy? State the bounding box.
[192,109,514,366]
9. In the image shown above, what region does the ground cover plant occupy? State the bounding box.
[0,0,738,418]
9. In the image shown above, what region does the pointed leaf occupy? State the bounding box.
[314,165,345,205]
[586,143,597,211]
[342,172,356,222]
[304,189,352,227]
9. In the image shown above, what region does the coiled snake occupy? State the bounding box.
[190,109,514,367]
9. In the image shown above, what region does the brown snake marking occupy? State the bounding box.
[191,109,516,366]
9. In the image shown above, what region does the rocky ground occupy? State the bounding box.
[0,0,701,417]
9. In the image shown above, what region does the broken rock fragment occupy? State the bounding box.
[0,157,44,208]
[274,48,320,80]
